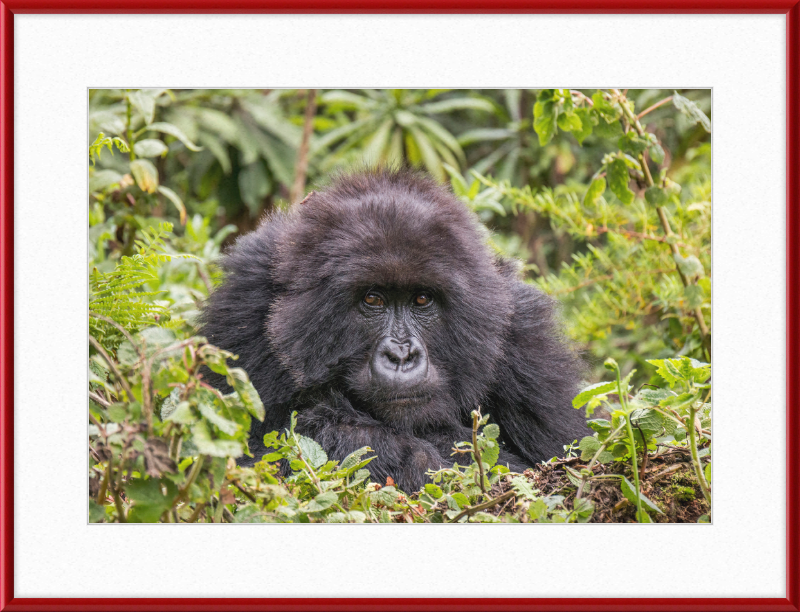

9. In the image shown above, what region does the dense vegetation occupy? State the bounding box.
[88,88,711,523]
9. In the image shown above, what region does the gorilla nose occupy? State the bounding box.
[371,337,429,385]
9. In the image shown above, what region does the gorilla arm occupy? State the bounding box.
[485,279,587,466]
[294,392,449,493]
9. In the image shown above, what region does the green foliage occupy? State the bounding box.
[314,89,492,181]
[472,88,711,385]
[90,132,129,165]
[672,91,711,132]
[89,326,264,522]
[89,223,178,349]
[573,356,711,522]
[88,88,711,523]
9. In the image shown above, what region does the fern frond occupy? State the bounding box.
[89,132,129,166]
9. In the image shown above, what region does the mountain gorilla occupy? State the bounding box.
[200,168,585,492]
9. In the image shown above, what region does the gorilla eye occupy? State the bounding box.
[414,293,432,306]
[363,293,384,307]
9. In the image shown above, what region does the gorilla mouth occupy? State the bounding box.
[383,394,432,406]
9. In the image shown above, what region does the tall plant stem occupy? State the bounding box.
[624,413,645,522]
[637,95,673,120]
[612,89,711,360]
[125,90,135,160]
[610,361,644,522]
[291,89,318,203]
[574,421,627,501]
[471,410,487,495]
[687,404,712,505]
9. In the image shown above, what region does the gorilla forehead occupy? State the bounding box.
[274,170,500,294]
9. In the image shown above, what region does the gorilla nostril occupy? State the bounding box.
[372,336,429,383]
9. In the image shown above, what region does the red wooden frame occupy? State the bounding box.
[0,4,798,611]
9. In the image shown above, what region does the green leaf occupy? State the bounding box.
[89,499,107,523]
[528,499,548,521]
[164,401,195,425]
[327,510,366,523]
[424,484,443,499]
[127,90,157,125]
[198,400,240,436]
[90,169,123,193]
[297,435,328,469]
[557,111,582,132]
[157,186,186,225]
[637,388,673,405]
[593,117,623,139]
[482,423,500,440]
[570,107,595,145]
[684,284,704,308]
[480,439,499,467]
[533,90,558,146]
[449,492,469,509]
[133,139,168,158]
[147,122,203,152]
[107,403,129,423]
[648,359,681,386]
[573,497,595,522]
[618,131,648,155]
[238,162,271,215]
[130,159,159,194]
[190,421,243,458]
[471,512,502,523]
[578,435,600,456]
[340,446,374,472]
[371,486,400,506]
[645,186,667,206]
[195,108,239,143]
[578,435,612,462]
[587,419,611,433]
[620,476,664,514]
[125,478,177,523]
[583,177,606,207]
[200,133,231,175]
[457,128,514,146]
[630,409,664,436]
[673,92,711,132]
[674,253,705,278]
[226,368,265,421]
[607,158,634,205]
[510,476,537,501]
[421,97,495,114]
[591,91,622,123]
[564,466,584,487]
[363,118,394,163]
[649,142,665,164]
[304,491,339,513]
[572,380,617,409]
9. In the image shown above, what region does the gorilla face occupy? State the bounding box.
[264,172,513,433]
[350,285,443,425]
[201,168,585,490]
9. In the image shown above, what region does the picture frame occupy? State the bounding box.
[0,4,797,611]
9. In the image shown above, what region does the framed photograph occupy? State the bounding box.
[0,2,797,611]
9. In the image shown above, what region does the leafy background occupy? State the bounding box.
[89,88,711,523]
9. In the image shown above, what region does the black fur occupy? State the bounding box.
[200,168,585,491]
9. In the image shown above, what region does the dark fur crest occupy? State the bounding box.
[200,168,585,491]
